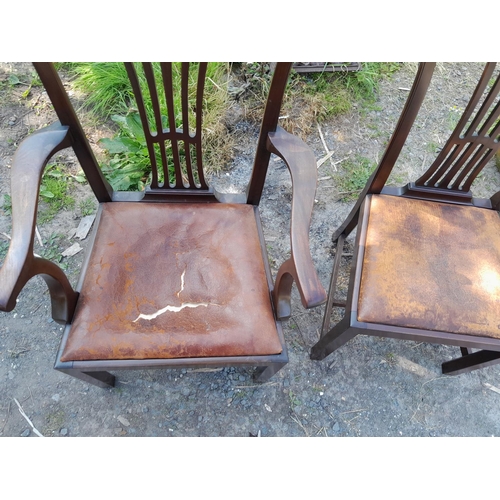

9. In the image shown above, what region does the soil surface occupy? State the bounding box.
[1,62,500,437]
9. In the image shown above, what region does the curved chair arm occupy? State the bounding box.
[266,126,327,319]
[0,123,78,323]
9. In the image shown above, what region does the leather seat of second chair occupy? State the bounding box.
[60,202,283,362]
[357,194,500,339]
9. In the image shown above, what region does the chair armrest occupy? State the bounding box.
[266,126,327,319]
[0,123,78,323]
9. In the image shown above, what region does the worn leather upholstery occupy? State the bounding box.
[358,195,500,339]
[61,202,282,361]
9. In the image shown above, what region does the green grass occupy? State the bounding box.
[37,163,78,223]
[40,233,69,270]
[337,155,376,201]
[279,62,401,137]
[79,198,96,216]
[2,194,12,215]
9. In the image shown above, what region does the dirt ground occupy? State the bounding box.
[1,62,500,438]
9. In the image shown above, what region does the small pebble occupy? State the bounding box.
[60,428,68,436]
[21,428,30,437]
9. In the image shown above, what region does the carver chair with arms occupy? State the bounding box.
[0,62,326,388]
[311,62,500,375]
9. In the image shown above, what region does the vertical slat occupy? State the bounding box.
[195,63,208,189]
[161,63,184,188]
[449,145,488,189]
[460,148,497,191]
[479,101,500,138]
[142,63,170,186]
[142,63,163,134]
[435,143,476,188]
[463,70,500,138]
[124,63,160,188]
[416,63,497,188]
[181,63,196,188]
[427,143,466,187]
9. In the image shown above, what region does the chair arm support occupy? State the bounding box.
[0,123,78,323]
[266,126,327,319]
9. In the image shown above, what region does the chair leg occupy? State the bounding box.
[310,316,357,361]
[57,368,116,388]
[442,350,500,375]
[253,362,286,382]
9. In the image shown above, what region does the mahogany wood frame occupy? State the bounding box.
[311,62,500,376]
[0,62,326,388]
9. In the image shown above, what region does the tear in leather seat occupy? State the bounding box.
[61,202,282,361]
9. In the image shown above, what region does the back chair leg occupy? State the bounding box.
[310,316,357,361]
[57,368,116,388]
[442,350,500,375]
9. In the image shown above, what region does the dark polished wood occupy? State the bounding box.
[313,62,500,376]
[1,62,326,388]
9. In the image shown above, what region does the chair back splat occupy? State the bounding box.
[407,63,500,203]
[312,62,500,377]
[1,62,326,388]
[125,62,209,192]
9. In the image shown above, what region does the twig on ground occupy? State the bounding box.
[207,77,222,91]
[13,398,44,437]
[316,121,336,171]
[290,413,309,437]
[35,226,43,247]
[233,382,278,389]
[484,382,500,395]
[317,151,334,169]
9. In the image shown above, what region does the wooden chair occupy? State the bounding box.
[311,62,500,375]
[0,62,326,388]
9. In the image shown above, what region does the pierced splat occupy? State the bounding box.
[125,62,209,193]
[408,63,500,202]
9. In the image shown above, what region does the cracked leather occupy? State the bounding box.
[61,202,282,361]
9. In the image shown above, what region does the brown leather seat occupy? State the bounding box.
[358,194,500,339]
[62,202,282,361]
[311,63,500,376]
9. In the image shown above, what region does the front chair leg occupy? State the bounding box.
[310,316,357,361]
[253,362,287,382]
[56,368,116,388]
[442,350,500,375]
